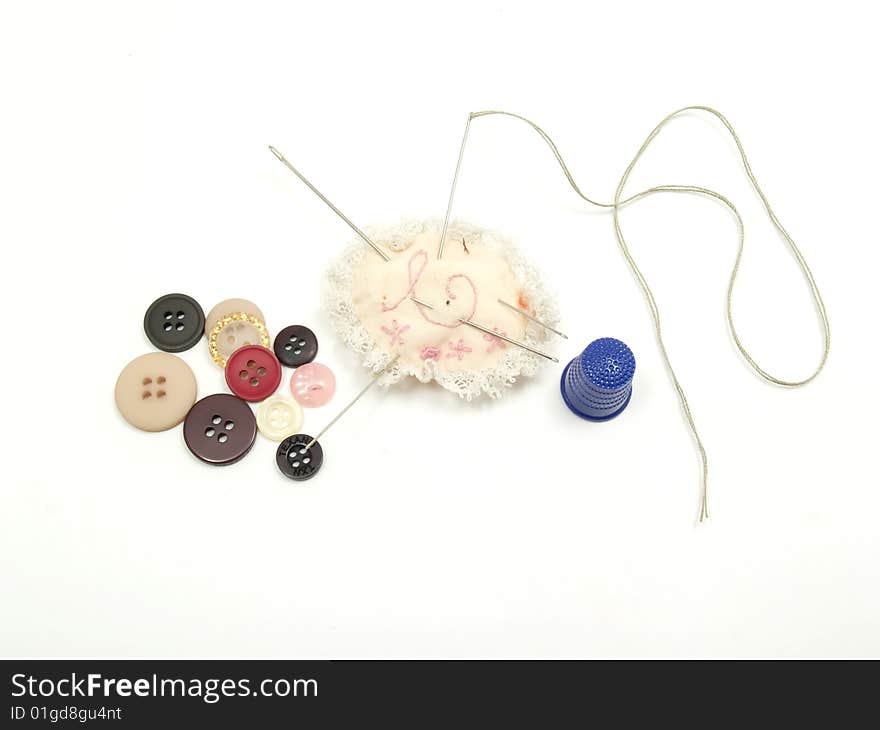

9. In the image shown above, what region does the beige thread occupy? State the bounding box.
[449,107,831,522]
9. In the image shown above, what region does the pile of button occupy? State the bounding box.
[115,293,335,480]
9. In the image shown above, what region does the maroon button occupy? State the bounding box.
[225,345,282,402]
[273,324,318,367]
[183,394,256,465]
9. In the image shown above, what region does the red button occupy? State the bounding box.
[225,345,282,402]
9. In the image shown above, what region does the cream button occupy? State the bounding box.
[256,394,304,441]
[205,298,265,336]
[115,352,197,432]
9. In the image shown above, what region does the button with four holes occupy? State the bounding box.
[183,393,256,465]
[273,325,318,368]
[115,352,198,431]
[143,293,205,352]
[224,345,282,402]
[276,434,323,481]
[256,394,304,441]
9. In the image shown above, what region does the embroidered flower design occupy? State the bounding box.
[483,327,508,352]
[446,339,472,361]
[381,319,410,346]
[420,345,441,361]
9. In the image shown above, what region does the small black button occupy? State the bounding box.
[276,434,323,481]
[273,325,318,367]
[144,293,205,353]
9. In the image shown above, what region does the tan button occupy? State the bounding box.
[205,298,265,336]
[115,352,197,432]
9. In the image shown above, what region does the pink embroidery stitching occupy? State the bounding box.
[380,249,478,329]
[415,272,478,329]
[382,250,428,312]
[420,345,441,361]
[381,319,410,345]
[446,339,472,360]
[483,328,508,352]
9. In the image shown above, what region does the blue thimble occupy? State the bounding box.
[560,337,636,421]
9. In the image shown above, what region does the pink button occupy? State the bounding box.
[225,345,282,402]
[290,362,336,407]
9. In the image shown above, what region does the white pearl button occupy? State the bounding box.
[256,394,304,441]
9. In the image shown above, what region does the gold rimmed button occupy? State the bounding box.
[208,312,270,367]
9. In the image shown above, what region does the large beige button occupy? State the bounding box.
[256,394,304,441]
[205,298,265,336]
[115,352,197,432]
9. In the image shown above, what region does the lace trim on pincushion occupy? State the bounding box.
[323,219,560,399]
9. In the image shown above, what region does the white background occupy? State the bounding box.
[1,1,877,658]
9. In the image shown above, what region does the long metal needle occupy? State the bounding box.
[269,144,558,362]
[455,316,558,362]
[496,298,568,339]
[305,355,400,451]
[409,296,558,362]
[268,145,390,262]
[436,113,473,260]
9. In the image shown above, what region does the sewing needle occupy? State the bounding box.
[268,145,391,262]
[269,145,559,361]
[305,355,401,451]
[436,113,473,260]
[496,298,568,339]
[409,296,558,362]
